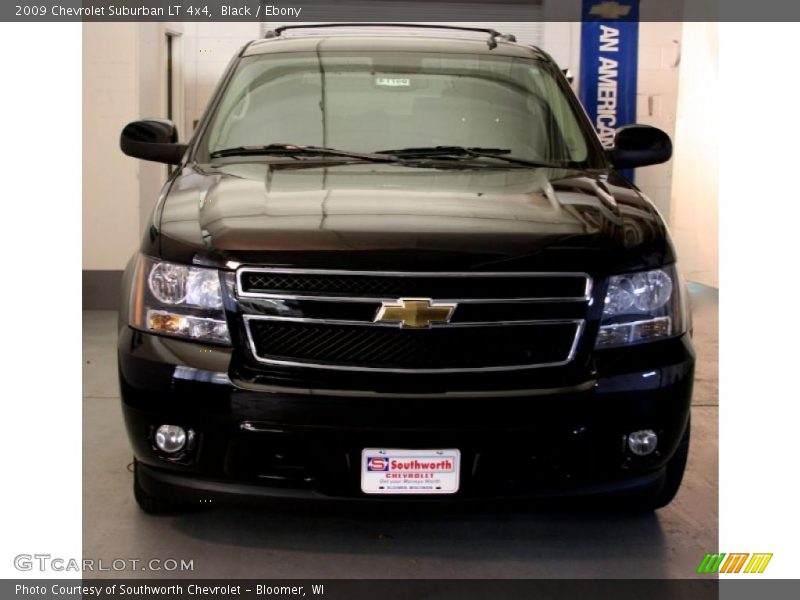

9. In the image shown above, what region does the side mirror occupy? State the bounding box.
[120,119,187,165]
[608,124,672,169]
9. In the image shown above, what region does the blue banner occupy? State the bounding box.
[579,0,639,180]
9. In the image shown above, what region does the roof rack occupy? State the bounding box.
[263,23,517,50]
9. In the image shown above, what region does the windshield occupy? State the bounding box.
[199,50,602,167]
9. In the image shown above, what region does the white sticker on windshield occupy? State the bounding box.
[376,77,411,87]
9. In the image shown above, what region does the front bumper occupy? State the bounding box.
[118,327,694,504]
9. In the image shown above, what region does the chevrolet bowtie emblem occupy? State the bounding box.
[589,1,632,19]
[374,298,457,329]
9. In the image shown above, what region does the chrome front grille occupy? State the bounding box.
[236,268,591,373]
[237,268,591,302]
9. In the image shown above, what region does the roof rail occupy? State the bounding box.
[263,23,517,50]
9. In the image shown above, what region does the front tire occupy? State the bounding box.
[636,420,691,511]
[133,460,197,515]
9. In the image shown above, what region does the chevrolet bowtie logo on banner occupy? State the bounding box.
[588,1,633,19]
[374,299,456,329]
[580,0,639,181]
[696,553,774,574]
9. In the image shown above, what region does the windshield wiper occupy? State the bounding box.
[209,143,395,163]
[209,143,579,170]
[376,146,573,169]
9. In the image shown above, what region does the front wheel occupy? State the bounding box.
[636,420,691,511]
[133,460,198,515]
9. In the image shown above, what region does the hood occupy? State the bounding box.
[150,161,673,274]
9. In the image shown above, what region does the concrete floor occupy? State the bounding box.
[82,285,718,579]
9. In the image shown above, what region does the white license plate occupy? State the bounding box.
[361,448,460,495]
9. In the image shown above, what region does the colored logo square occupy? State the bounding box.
[367,456,389,471]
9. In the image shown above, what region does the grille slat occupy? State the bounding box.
[245,273,404,297]
[239,270,589,301]
[245,319,580,372]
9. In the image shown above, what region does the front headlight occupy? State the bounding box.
[595,265,688,348]
[129,255,230,344]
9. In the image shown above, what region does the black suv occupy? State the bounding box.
[118,25,693,513]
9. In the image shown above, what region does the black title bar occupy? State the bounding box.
[3,0,800,22]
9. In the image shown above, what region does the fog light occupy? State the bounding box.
[154,425,187,454]
[627,430,658,456]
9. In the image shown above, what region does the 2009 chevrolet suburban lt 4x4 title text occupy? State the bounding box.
[118,24,693,513]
